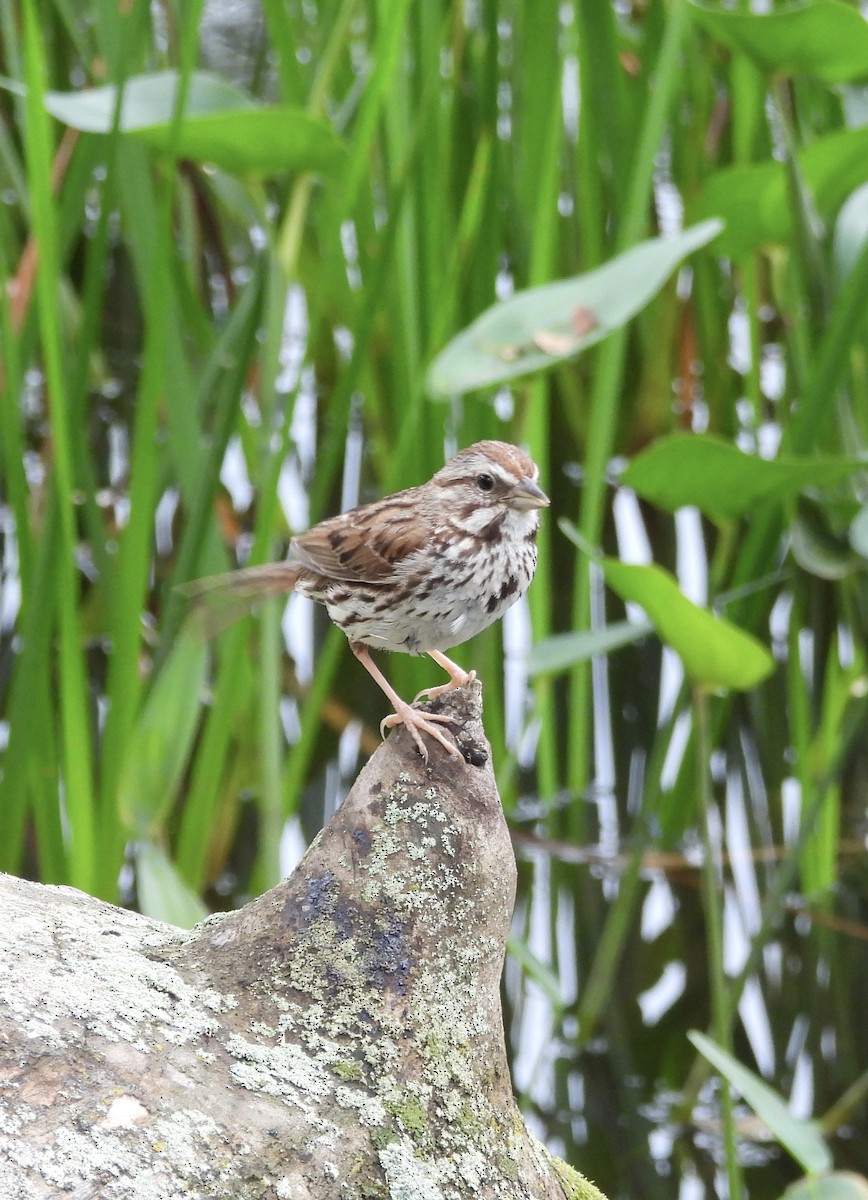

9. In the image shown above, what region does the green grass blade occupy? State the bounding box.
[21,0,97,891]
[689,1030,834,1175]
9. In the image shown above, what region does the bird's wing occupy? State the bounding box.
[291,497,425,583]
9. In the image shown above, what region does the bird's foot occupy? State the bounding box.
[412,669,477,705]
[380,702,462,764]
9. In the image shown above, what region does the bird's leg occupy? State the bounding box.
[412,649,477,703]
[351,644,462,763]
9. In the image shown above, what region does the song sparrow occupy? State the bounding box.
[186,440,549,761]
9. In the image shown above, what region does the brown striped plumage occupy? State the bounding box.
[186,441,549,760]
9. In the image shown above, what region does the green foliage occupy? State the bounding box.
[426,221,722,395]
[622,434,865,522]
[43,72,346,175]
[691,1031,833,1175]
[136,839,210,928]
[785,1176,868,1200]
[117,630,208,839]
[694,128,868,256]
[600,558,775,691]
[688,0,868,83]
[528,619,651,676]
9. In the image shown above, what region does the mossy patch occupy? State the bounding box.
[369,1125,399,1152]
[333,1060,364,1082]
[384,1094,429,1141]
[551,1156,609,1200]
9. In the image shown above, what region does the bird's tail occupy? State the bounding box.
[180,562,303,638]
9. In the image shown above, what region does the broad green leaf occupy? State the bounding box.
[44,71,344,176]
[621,434,863,522]
[784,1174,868,1200]
[45,71,253,129]
[849,505,868,557]
[528,620,653,676]
[601,560,774,691]
[426,221,722,397]
[694,128,868,257]
[791,504,863,580]
[688,0,868,84]
[834,184,868,282]
[136,840,209,928]
[689,1031,833,1176]
[117,630,208,837]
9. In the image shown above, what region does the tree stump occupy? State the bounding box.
[0,681,604,1200]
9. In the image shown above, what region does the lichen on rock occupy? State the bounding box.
[0,682,603,1200]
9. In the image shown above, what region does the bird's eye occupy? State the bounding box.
[476,473,494,492]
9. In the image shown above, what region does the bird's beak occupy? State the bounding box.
[509,477,550,511]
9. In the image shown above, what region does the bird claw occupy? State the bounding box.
[412,669,477,705]
[380,705,461,763]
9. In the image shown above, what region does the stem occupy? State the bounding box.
[567,0,693,811]
[695,685,742,1198]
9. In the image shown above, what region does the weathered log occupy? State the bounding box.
[0,681,604,1200]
